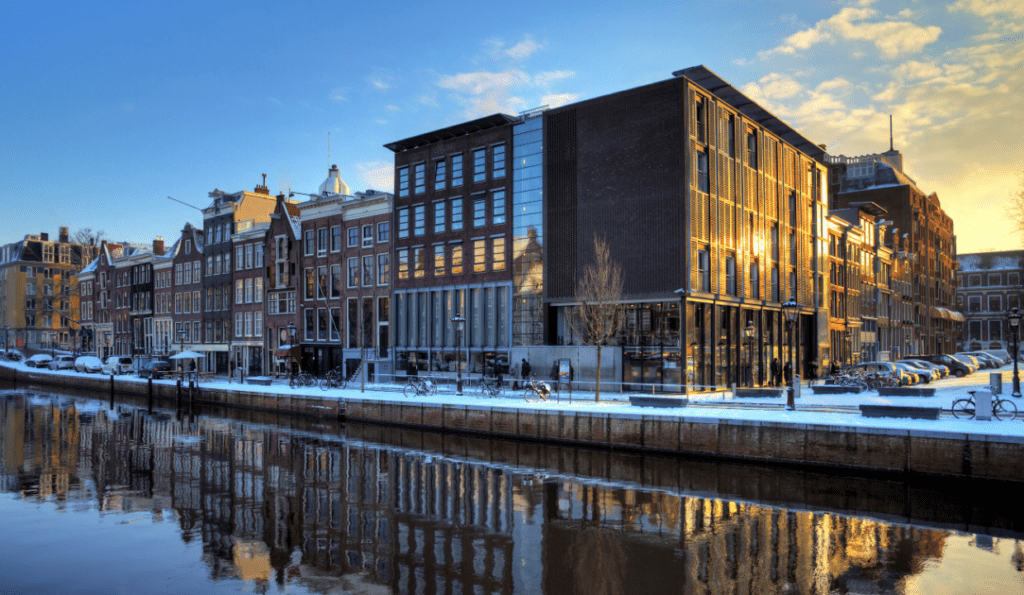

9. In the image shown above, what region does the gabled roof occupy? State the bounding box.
[673,65,826,160]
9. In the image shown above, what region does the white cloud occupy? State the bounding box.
[540,93,579,108]
[329,87,347,102]
[506,36,544,59]
[949,0,1024,18]
[743,72,804,101]
[367,68,394,92]
[438,69,576,118]
[386,104,401,111]
[760,7,941,59]
[533,70,574,86]
[355,161,394,192]
[438,70,532,96]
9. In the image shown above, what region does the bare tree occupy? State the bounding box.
[570,234,625,402]
[1006,172,1024,243]
[73,228,106,246]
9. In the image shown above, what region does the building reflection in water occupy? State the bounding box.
[0,392,1017,594]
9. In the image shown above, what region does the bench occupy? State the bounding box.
[734,388,784,398]
[245,377,273,386]
[859,404,941,420]
[629,396,688,408]
[810,385,863,394]
[877,387,936,397]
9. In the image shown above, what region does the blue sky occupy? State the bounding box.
[2,0,1022,253]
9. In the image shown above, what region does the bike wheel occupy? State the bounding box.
[995,399,1018,421]
[404,384,417,399]
[951,399,975,419]
[319,377,332,391]
[289,375,298,389]
[524,388,539,404]
[337,378,347,390]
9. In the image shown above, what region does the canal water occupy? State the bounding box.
[1,386,1023,595]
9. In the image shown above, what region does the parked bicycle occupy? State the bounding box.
[288,371,317,389]
[951,389,1018,421]
[404,375,438,398]
[523,376,552,404]
[478,376,504,397]
[824,372,868,392]
[319,367,348,391]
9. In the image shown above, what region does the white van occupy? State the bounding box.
[101,356,134,375]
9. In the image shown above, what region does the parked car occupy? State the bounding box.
[849,362,910,386]
[892,362,928,384]
[5,350,24,362]
[47,355,76,371]
[957,352,994,369]
[906,359,949,379]
[977,349,1011,366]
[74,355,104,373]
[101,356,134,375]
[964,351,1002,369]
[948,354,980,374]
[25,354,53,368]
[139,359,172,379]
[897,359,940,382]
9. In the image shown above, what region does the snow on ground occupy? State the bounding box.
[5,361,1024,438]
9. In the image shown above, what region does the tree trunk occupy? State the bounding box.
[595,345,602,402]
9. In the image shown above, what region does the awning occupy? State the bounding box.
[275,344,300,359]
[949,310,966,322]
[930,306,943,319]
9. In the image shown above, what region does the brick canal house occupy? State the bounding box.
[385,115,515,380]
[152,235,175,357]
[293,166,394,380]
[231,219,269,376]
[170,223,204,365]
[263,193,302,376]
[956,250,1024,353]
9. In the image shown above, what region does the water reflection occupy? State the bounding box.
[1,390,1023,594]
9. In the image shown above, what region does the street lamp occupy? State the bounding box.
[782,299,800,411]
[177,328,188,373]
[104,331,111,359]
[452,315,466,394]
[844,329,853,366]
[743,321,757,387]
[1008,307,1021,398]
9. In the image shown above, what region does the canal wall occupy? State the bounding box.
[5,364,1024,483]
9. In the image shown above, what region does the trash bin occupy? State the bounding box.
[976,389,993,421]
[990,373,1003,396]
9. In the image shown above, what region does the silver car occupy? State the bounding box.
[48,355,76,371]
[101,356,134,375]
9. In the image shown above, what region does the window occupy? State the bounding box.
[397,249,409,280]
[185,239,191,254]
[397,166,409,197]
[434,201,447,233]
[414,162,426,194]
[304,230,314,256]
[989,319,1003,342]
[244,244,253,268]
[183,263,191,285]
[697,250,710,291]
[317,266,327,298]
[236,279,244,304]
[451,198,463,231]
[434,244,446,276]
[492,143,506,179]
[789,271,797,301]
[695,96,705,142]
[968,275,981,287]
[771,266,779,302]
[305,268,314,299]
[413,247,425,278]
[1010,294,1020,310]
[492,190,506,225]
[175,263,182,285]
[473,148,486,182]
[696,150,709,192]
[1010,273,1020,286]
[317,229,328,256]
[255,277,263,302]
[473,240,486,273]
[451,154,463,187]
[473,195,487,227]
[377,221,389,243]
[254,312,263,339]
[378,253,390,285]
[193,261,202,282]
[193,290,201,313]
[747,129,758,169]
[728,114,736,158]
[492,236,506,271]
[989,295,1002,312]
[329,263,341,298]
[750,261,760,299]
[245,278,253,303]
[726,257,736,295]
[236,313,244,338]
[434,159,446,191]
[362,255,374,286]
[789,192,797,227]
[347,227,358,248]
[414,204,426,236]
[362,225,373,248]
[348,258,359,287]
[771,225,779,261]
[451,243,463,274]
[789,232,796,264]
[331,226,342,252]
[398,208,410,238]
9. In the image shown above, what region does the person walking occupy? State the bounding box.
[511,362,520,390]
[770,358,781,387]
[783,360,793,385]
[520,358,531,382]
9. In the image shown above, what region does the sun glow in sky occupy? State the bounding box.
[2,0,1022,253]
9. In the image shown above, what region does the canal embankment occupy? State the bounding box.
[4,362,1024,483]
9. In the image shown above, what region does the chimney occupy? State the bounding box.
[818,144,826,151]
[40,232,48,241]
[255,173,270,195]
[153,237,165,256]
[59,226,69,243]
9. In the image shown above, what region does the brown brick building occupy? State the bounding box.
[956,250,1024,353]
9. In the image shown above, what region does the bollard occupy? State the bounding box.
[990,373,1003,396]
[176,379,182,408]
[147,378,154,412]
[188,380,194,404]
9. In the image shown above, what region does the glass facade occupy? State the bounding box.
[512,115,544,346]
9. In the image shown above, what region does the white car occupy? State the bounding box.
[25,354,53,368]
[74,355,104,373]
[48,355,76,371]
[101,356,134,375]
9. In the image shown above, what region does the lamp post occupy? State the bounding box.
[104,331,111,360]
[1009,307,1021,398]
[743,321,756,387]
[844,329,853,366]
[177,328,187,373]
[782,300,800,411]
[287,322,297,383]
[452,315,466,394]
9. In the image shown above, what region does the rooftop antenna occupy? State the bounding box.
[328,132,331,169]
[889,115,893,151]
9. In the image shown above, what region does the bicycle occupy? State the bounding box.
[403,375,438,398]
[319,367,348,391]
[825,373,868,393]
[523,376,552,404]
[951,390,1018,421]
[288,371,317,389]
[478,376,504,397]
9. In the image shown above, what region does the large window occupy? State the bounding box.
[989,319,1003,342]
[697,249,709,292]
[330,264,341,298]
[331,226,342,252]
[451,198,463,231]
[317,229,328,256]
[304,230,314,256]
[726,257,736,295]
[362,255,374,286]
[434,244,446,277]
[473,240,486,273]
[378,253,389,285]
[413,247,425,278]
[473,195,487,227]
[362,225,373,248]
[434,201,446,233]
[397,249,409,280]
[451,243,463,275]
[348,258,359,288]
[348,227,358,248]
[451,154,463,187]
[492,236,505,271]
[989,295,1002,312]
[473,148,486,182]
[414,204,426,236]
[434,159,446,191]
[414,162,426,194]
[377,221,389,243]
[397,166,409,197]
[696,150,709,192]
[492,190,506,225]
[750,261,759,299]
[492,143,506,179]
[398,208,410,238]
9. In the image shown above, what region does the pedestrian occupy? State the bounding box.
[783,360,792,385]
[809,359,818,380]
[520,358,531,381]
[511,362,520,390]
[829,360,839,377]
[770,358,781,387]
